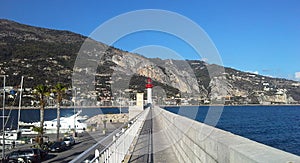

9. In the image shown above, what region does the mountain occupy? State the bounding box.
[0,19,299,106]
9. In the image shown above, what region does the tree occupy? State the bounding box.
[53,83,67,141]
[34,84,50,144]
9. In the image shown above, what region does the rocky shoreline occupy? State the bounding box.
[86,113,129,126]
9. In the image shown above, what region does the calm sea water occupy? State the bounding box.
[0,107,128,128]
[1,105,299,156]
[163,105,300,156]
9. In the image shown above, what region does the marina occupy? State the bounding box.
[18,110,88,134]
[0,122,124,162]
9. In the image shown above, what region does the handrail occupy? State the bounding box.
[70,109,147,163]
[90,108,148,163]
[70,123,126,163]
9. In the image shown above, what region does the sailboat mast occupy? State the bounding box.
[1,75,6,158]
[17,76,24,131]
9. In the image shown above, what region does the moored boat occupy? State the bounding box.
[19,110,88,134]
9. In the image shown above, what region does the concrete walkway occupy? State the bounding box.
[128,109,179,163]
[128,109,153,162]
[152,110,179,163]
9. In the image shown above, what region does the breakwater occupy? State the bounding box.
[164,105,300,156]
[154,106,300,162]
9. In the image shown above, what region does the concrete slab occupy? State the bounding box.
[152,113,179,163]
[128,109,153,163]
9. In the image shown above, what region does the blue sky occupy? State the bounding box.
[0,0,299,80]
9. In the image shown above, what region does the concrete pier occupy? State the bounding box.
[151,106,300,163]
[128,107,179,163]
[88,106,300,163]
[128,107,153,162]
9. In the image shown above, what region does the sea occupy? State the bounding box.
[1,105,299,156]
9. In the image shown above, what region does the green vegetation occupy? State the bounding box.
[52,83,67,141]
[34,84,50,143]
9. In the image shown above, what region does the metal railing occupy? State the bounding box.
[88,108,149,163]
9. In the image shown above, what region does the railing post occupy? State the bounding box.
[95,149,100,163]
[109,145,112,162]
[104,150,108,162]
[100,153,104,163]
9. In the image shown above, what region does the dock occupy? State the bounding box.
[128,108,178,162]
[81,106,300,163]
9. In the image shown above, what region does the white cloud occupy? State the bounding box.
[295,72,300,80]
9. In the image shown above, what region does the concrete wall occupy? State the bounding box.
[153,107,300,163]
[129,106,144,120]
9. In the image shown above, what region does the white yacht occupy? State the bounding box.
[19,110,88,134]
[0,130,22,145]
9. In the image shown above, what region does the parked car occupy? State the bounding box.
[36,148,48,160]
[5,151,21,163]
[63,136,75,146]
[48,141,67,152]
[5,148,46,163]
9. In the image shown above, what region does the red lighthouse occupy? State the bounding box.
[146,78,153,104]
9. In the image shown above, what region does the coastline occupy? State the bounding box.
[160,104,300,107]
[5,103,300,110]
[5,106,129,110]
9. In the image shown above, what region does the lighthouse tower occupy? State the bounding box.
[145,78,153,104]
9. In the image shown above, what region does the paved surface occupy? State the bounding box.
[128,109,153,162]
[2,109,179,163]
[129,109,179,163]
[152,112,179,163]
[45,122,123,163]
[1,122,123,163]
